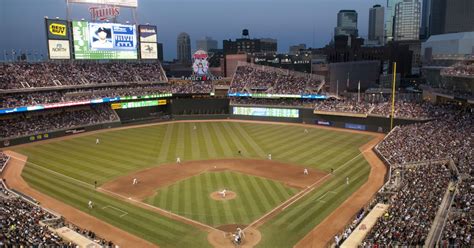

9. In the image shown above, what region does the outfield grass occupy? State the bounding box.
[14,121,374,247]
[145,171,298,227]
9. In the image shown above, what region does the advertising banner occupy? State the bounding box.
[48,40,71,59]
[72,20,137,59]
[46,19,69,40]
[68,0,138,8]
[344,123,367,131]
[233,107,299,118]
[140,42,158,59]
[316,120,332,126]
[139,25,157,43]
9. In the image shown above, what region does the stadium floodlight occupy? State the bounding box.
[55,17,60,19]
[126,21,130,24]
[44,16,48,19]
[81,18,85,21]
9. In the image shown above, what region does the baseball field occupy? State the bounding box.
[4,120,383,247]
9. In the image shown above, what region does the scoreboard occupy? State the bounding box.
[111,99,166,109]
[233,107,299,118]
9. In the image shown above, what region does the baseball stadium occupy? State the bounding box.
[0,0,473,248]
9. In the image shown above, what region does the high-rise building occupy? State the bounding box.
[385,0,402,42]
[196,36,218,52]
[369,5,385,44]
[334,10,358,37]
[420,0,431,39]
[429,0,447,36]
[393,0,421,41]
[177,32,191,64]
[444,0,474,34]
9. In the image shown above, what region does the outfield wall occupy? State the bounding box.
[1,99,427,148]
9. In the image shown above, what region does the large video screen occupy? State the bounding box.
[233,107,299,118]
[72,20,137,59]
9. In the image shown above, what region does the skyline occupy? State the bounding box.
[1,0,386,61]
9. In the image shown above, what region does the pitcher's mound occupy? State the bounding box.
[210,191,237,201]
[208,226,261,248]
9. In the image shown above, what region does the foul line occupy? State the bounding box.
[98,187,221,233]
[245,151,367,231]
[7,154,221,234]
[102,205,128,217]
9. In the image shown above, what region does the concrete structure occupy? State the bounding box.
[177,32,191,64]
[157,43,163,62]
[429,0,474,36]
[393,0,421,41]
[196,36,218,52]
[335,10,358,37]
[385,0,402,42]
[225,54,248,77]
[328,60,381,93]
[369,5,385,45]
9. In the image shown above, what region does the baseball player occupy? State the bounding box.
[88,200,94,209]
[96,138,100,144]
[133,178,138,185]
[268,153,272,160]
[193,125,197,130]
[304,168,309,175]
[176,157,181,164]
[346,177,350,185]
[219,189,227,198]
[304,128,309,134]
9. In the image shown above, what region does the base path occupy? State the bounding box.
[294,134,386,248]
[1,151,157,248]
[100,159,327,201]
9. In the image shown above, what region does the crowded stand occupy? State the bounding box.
[372,109,473,247]
[0,104,118,139]
[441,61,474,77]
[0,197,70,247]
[1,84,171,109]
[231,97,319,107]
[362,163,452,246]
[0,62,167,89]
[229,63,323,94]
[170,80,213,94]
[0,152,8,172]
[314,98,374,114]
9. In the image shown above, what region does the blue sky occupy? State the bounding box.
[0,0,385,60]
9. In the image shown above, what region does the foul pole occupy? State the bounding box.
[390,62,397,130]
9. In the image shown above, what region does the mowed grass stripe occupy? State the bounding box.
[215,171,237,224]
[210,123,234,157]
[230,122,267,158]
[22,165,200,242]
[223,172,245,223]
[200,122,219,157]
[220,123,253,157]
[158,123,174,163]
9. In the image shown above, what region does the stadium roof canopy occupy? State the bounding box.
[421,32,474,57]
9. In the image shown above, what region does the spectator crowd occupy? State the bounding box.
[370,108,473,247]
[0,152,8,172]
[0,62,167,89]
[0,104,118,139]
[229,64,323,94]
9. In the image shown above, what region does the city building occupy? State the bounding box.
[289,44,307,54]
[177,32,191,64]
[429,0,474,36]
[196,36,218,52]
[393,0,421,41]
[334,10,358,37]
[223,38,277,55]
[444,0,474,34]
[420,0,431,39]
[157,43,163,62]
[259,38,278,53]
[369,5,385,45]
[385,0,402,42]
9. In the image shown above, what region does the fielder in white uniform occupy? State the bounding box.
[346,177,350,185]
[88,200,94,209]
[176,157,181,164]
[304,129,309,134]
[268,153,272,160]
[133,178,138,185]
[96,138,100,144]
[304,168,309,175]
[219,189,227,198]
